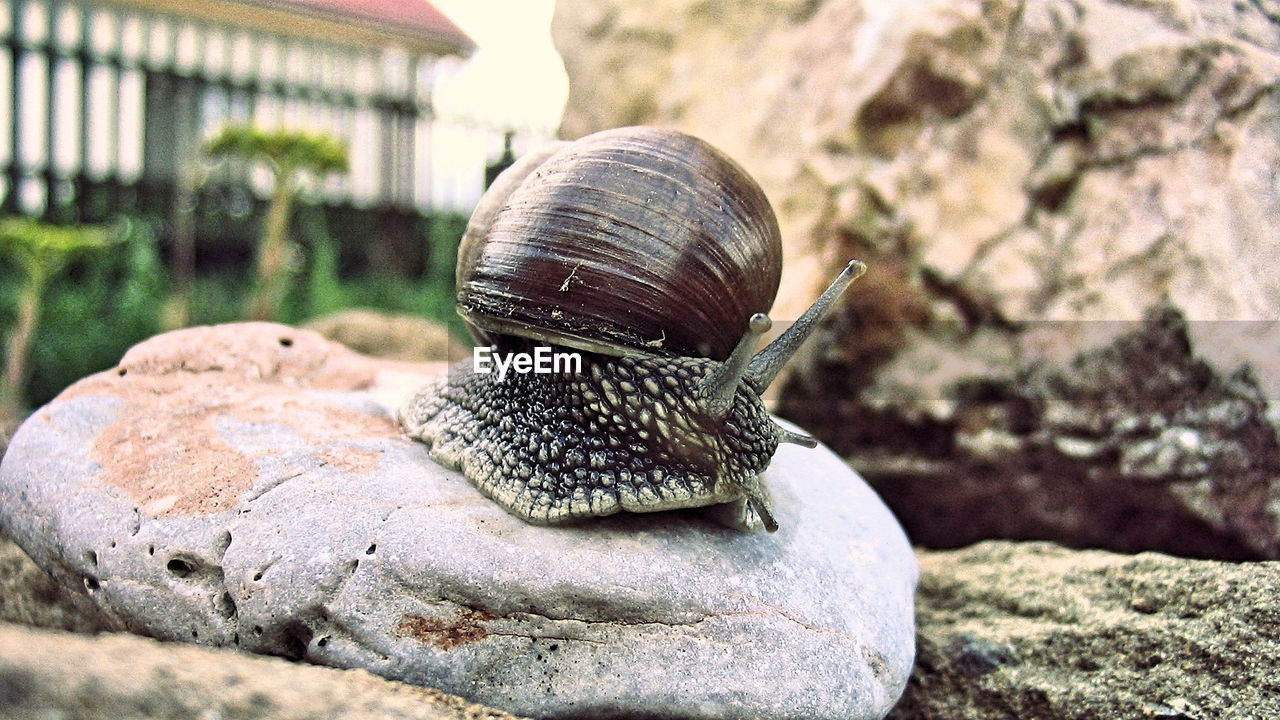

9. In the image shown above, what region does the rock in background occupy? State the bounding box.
[891,541,1280,720]
[0,535,111,634]
[304,309,472,363]
[552,0,1280,559]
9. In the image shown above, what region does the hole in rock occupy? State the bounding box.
[117,367,127,376]
[83,576,99,591]
[266,621,313,661]
[166,557,197,578]
[316,636,329,648]
[83,550,97,566]
[252,570,264,582]
[216,592,238,619]
[147,545,154,556]
[278,337,293,347]
[191,629,199,640]
[365,544,376,555]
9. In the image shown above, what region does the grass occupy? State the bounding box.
[0,208,467,412]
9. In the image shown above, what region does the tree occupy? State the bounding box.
[203,124,349,322]
[1,218,117,429]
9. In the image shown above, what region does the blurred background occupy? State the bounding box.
[0,0,567,413]
[548,0,1280,563]
[5,0,1280,562]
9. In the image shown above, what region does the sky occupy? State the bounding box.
[428,0,569,136]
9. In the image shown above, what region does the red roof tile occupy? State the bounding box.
[97,0,475,57]
[271,0,473,53]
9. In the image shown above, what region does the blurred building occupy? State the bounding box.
[0,0,545,227]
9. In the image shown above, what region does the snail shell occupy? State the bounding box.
[400,126,865,532]
[455,140,568,294]
[457,126,782,361]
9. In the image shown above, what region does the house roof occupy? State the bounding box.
[268,0,474,55]
[96,0,474,57]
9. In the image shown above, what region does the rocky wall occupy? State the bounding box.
[552,0,1280,559]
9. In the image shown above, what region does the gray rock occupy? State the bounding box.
[0,322,917,720]
[891,541,1280,720]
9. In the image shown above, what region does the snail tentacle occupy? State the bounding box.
[774,425,817,448]
[745,259,867,392]
[703,313,772,420]
[741,473,778,533]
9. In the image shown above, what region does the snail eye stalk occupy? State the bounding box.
[775,425,817,448]
[703,313,772,420]
[745,259,867,392]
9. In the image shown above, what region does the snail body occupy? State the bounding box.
[399,127,864,532]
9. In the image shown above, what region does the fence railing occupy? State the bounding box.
[0,0,529,228]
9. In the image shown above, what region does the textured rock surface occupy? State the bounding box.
[793,305,1280,559]
[0,621,527,720]
[892,541,1280,719]
[0,322,917,720]
[552,0,1280,558]
[555,0,1280,323]
[8,536,1278,720]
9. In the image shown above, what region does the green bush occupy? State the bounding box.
[2,218,166,410]
[291,203,466,336]
[0,203,467,414]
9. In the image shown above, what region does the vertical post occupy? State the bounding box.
[41,0,58,220]
[106,10,126,213]
[6,0,25,215]
[75,4,91,222]
[168,24,203,328]
[419,54,440,211]
[377,105,394,208]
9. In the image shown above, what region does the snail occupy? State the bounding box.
[398,126,865,533]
